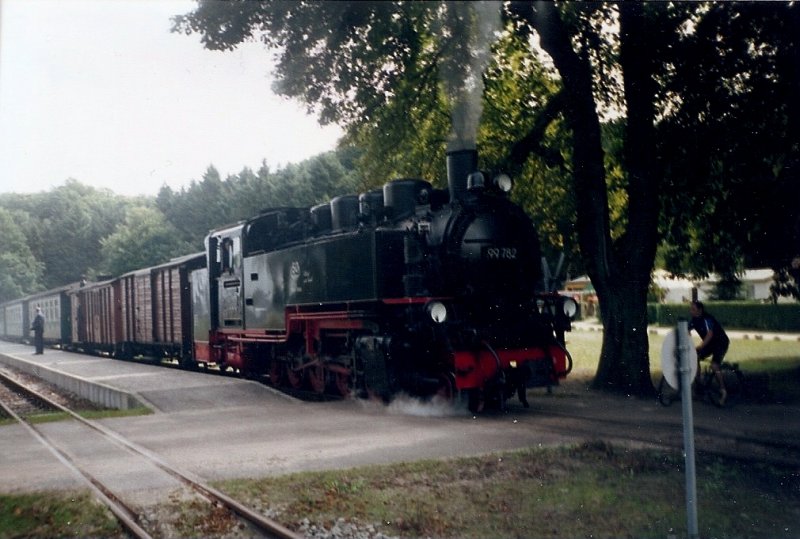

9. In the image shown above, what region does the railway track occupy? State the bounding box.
[0,368,302,539]
[0,368,62,419]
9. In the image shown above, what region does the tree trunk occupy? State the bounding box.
[593,278,654,394]
[516,2,659,397]
[591,3,660,396]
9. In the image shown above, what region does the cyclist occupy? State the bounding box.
[688,300,730,405]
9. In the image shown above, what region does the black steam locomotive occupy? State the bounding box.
[194,148,575,410]
[1,148,575,412]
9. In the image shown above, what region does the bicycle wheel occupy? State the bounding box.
[657,376,676,407]
[706,372,724,407]
[721,363,745,401]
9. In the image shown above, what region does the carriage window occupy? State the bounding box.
[220,237,242,274]
[232,237,241,269]
[221,238,233,273]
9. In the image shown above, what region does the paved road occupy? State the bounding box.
[1,340,798,495]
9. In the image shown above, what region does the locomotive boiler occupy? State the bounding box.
[192,147,575,411]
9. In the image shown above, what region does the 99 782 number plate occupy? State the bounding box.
[483,247,518,260]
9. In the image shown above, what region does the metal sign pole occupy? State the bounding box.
[677,319,699,539]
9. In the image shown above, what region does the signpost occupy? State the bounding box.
[661,321,700,539]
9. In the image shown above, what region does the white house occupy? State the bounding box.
[653,269,696,303]
[566,268,784,305]
[696,268,779,302]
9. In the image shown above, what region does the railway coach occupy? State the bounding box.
[1,283,79,346]
[69,278,117,355]
[25,284,80,348]
[0,298,25,342]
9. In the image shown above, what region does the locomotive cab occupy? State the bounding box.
[208,224,245,330]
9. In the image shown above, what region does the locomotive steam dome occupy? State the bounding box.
[330,195,360,231]
[384,179,433,221]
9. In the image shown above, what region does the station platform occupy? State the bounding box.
[0,341,295,412]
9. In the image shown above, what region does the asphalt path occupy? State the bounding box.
[1,340,798,495]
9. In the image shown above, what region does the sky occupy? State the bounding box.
[0,0,343,197]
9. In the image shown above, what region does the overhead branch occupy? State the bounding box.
[505,88,567,171]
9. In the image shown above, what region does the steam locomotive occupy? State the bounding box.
[0,148,575,411]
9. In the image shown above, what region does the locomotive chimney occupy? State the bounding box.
[446,148,478,202]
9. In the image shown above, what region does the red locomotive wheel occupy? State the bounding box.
[434,373,456,401]
[308,363,326,394]
[286,366,304,389]
[332,370,352,397]
[268,360,283,387]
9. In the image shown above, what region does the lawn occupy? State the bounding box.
[565,328,800,401]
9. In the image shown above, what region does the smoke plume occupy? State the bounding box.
[434,1,503,151]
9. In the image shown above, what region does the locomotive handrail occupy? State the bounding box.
[555,341,574,377]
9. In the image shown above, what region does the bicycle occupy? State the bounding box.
[658,360,746,408]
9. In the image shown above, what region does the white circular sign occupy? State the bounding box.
[660,328,698,390]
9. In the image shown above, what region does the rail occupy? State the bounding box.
[0,369,302,539]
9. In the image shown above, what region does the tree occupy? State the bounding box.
[99,206,192,276]
[156,166,232,247]
[1,180,132,289]
[0,207,44,303]
[505,3,663,394]
[657,3,800,288]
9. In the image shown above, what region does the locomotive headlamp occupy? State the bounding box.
[467,171,486,190]
[426,301,448,323]
[493,173,513,193]
[561,297,578,319]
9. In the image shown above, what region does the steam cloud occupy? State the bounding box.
[434,1,503,151]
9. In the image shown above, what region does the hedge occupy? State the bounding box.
[647,302,800,333]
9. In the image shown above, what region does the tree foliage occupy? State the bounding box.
[174,1,799,397]
[99,206,192,276]
[657,3,800,286]
[156,150,362,247]
[0,181,131,288]
[0,149,360,299]
[0,207,44,303]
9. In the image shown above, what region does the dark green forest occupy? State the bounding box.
[0,148,362,303]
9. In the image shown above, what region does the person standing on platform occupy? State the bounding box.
[30,306,45,355]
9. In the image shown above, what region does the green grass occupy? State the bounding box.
[565,329,800,401]
[213,443,800,539]
[0,406,152,427]
[0,490,123,539]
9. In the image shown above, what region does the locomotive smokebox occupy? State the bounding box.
[447,148,478,202]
